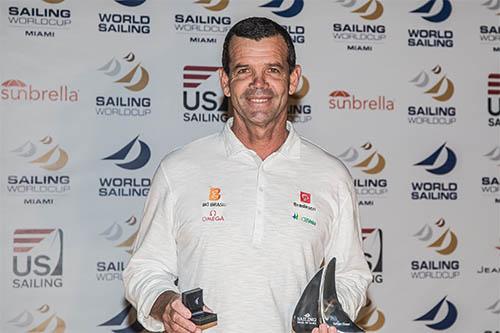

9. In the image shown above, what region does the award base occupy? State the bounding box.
[292,258,365,333]
[182,288,218,331]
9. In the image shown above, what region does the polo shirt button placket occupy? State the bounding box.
[252,163,266,246]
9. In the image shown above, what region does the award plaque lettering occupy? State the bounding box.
[292,258,365,333]
[182,288,218,330]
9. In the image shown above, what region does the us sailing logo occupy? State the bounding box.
[12,229,64,289]
[362,228,383,283]
[99,304,145,333]
[195,0,229,11]
[102,136,151,170]
[411,0,452,23]
[7,304,66,333]
[260,0,304,17]
[98,52,149,92]
[414,296,458,330]
[415,143,457,175]
[335,0,384,20]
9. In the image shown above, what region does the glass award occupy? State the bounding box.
[292,257,365,333]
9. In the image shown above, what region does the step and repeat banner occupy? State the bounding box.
[1,0,499,332]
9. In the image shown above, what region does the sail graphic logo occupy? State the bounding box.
[408,1,453,48]
[260,0,304,18]
[98,2,150,34]
[479,0,500,50]
[481,146,499,202]
[408,65,456,126]
[99,137,151,198]
[6,136,71,198]
[12,229,64,289]
[329,90,394,111]
[486,299,500,314]
[356,298,385,331]
[288,76,312,122]
[411,218,460,280]
[96,53,151,117]
[414,296,458,330]
[1,79,79,103]
[338,143,388,204]
[415,142,457,175]
[115,0,146,7]
[97,215,138,282]
[99,304,145,332]
[183,65,229,123]
[411,143,458,201]
[362,228,383,283]
[195,0,229,11]
[7,304,66,332]
[411,0,452,23]
[7,1,72,38]
[488,73,500,127]
[332,0,386,51]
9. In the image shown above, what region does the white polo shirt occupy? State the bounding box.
[124,118,371,333]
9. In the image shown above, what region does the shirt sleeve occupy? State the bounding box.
[324,178,372,321]
[123,162,179,332]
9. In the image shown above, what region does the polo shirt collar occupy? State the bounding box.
[222,117,301,159]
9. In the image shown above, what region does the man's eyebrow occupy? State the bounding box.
[267,63,284,68]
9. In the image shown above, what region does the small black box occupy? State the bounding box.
[182,288,217,330]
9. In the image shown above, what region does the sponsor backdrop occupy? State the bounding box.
[0,0,498,332]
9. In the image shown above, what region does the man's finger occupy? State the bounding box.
[171,299,192,318]
[172,311,197,332]
[169,320,194,333]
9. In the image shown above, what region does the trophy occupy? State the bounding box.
[292,258,365,333]
[182,288,218,330]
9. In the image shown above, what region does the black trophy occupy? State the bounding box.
[292,258,365,333]
[182,288,217,330]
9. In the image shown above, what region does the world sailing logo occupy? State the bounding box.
[102,136,151,170]
[260,0,304,18]
[414,143,457,175]
[411,0,452,23]
[414,296,458,330]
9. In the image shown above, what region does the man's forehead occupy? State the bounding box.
[228,35,288,62]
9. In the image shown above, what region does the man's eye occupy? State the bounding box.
[268,67,281,73]
[237,68,249,74]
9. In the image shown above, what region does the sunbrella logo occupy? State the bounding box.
[98,53,149,92]
[411,218,460,279]
[183,65,229,122]
[488,73,500,127]
[356,298,385,331]
[99,304,144,332]
[97,216,138,282]
[195,0,229,11]
[102,135,151,170]
[7,304,66,332]
[362,228,383,283]
[338,143,388,203]
[414,296,458,330]
[335,0,384,20]
[99,2,150,34]
[329,90,394,111]
[289,76,312,123]
[410,65,454,102]
[10,136,68,171]
[260,0,304,18]
[1,79,78,102]
[115,0,146,6]
[415,142,457,175]
[12,229,64,288]
[411,0,452,23]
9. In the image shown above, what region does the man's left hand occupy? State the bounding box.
[312,324,337,333]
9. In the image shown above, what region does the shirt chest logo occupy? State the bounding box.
[293,191,316,211]
[201,187,226,223]
[292,191,317,226]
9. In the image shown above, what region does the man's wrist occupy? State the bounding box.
[150,290,180,321]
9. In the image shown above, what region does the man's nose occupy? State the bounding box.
[250,73,268,88]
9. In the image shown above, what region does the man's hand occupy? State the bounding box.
[151,291,201,333]
[312,324,337,333]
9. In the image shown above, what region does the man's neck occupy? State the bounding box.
[231,115,289,160]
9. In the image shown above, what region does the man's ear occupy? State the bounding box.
[219,68,231,97]
[288,64,302,95]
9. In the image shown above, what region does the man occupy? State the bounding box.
[124,17,371,333]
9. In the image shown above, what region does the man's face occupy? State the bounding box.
[220,35,301,127]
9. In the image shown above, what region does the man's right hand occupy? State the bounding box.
[151,291,201,333]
